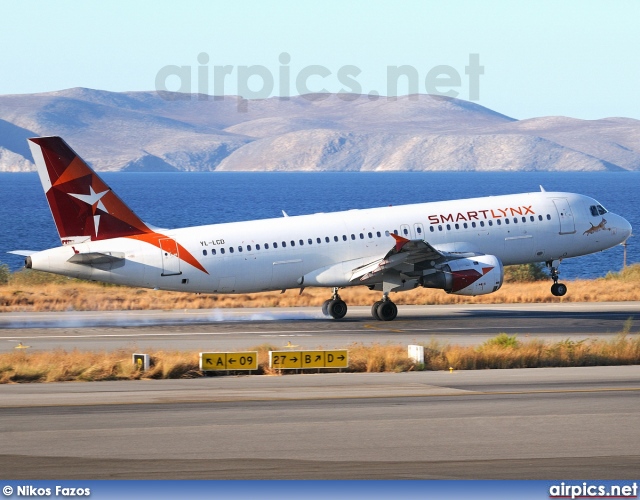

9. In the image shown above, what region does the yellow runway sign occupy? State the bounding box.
[200,352,258,371]
[269,350,348,369]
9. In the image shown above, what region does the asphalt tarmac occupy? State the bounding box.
[1,302,638,352]
[1,366,639,479]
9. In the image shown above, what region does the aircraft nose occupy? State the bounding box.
[619,215,632,241]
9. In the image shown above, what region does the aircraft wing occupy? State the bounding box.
[350,234,478,282]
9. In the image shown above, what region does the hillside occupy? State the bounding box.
[0,88,639,172]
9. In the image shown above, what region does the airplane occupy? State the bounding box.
[10,136,632,321]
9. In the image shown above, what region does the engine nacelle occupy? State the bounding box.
[421,254,504,296]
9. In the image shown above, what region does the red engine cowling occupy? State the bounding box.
[421,254,504,296]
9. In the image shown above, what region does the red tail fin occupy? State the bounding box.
[28,137,151,245]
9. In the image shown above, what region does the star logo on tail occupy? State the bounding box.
[68,186,110,236]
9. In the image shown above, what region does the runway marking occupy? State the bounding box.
[401,326,546,332]
[259,334,313,337]
[0,330,352,341]
[1,332,233,340]
[363,324,406,333]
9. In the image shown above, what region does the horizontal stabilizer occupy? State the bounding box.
[8,250,37,256]
[67,251,125,265]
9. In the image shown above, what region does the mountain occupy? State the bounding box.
[0,88,638,172]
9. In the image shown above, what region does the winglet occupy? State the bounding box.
[390,233,410,252]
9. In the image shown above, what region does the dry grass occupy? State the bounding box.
[1,264,640,312]
[2,330,639,383]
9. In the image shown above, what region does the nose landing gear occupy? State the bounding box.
[547,260,567,297]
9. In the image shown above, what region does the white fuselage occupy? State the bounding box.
[29,191,632,294]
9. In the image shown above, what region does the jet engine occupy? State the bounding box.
[420,254,503,296]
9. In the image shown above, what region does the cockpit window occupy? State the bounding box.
[590,204,608,217]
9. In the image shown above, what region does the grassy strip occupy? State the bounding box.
[2,331,639,383]
[1,263,640,312]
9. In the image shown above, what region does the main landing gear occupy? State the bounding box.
[547,260,567,297]
[321,288,398,321]
[371,293,398,321]
[322,288,348,320]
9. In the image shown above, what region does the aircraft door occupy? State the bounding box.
[552,198,576,235]
[159,238,182,276]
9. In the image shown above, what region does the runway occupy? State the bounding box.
[2,303,638,479]
[1,302,638,352]
[1,366,639,479]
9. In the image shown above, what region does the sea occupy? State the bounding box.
[1,171,638,280]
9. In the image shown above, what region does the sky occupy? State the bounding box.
[1,0,639,120]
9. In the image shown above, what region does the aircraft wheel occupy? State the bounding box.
[376,301,398,321]
[371,300,383,320]
[321,299,332,317]
[328,299,348,320]
[555,283,567,296]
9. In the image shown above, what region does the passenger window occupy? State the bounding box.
[472,222,476,228]
[255,244,260,251]
[212,249,216,255]
[360,233,364,239]
[202,249,207,256]
[247,245,251,251]
[403,228,408,235]
[488,220,493,226]
[334,236,338,242]
[316,238,321,244]
[282,242,287,247]
[273,242,277,248]
[505,219,510,225]
[290,241,295,247]
[530,216,534,222]
[376,231,381,237]
[221,248,225,254]
[229,247,234,253]
[455,223,460,230]
[538,215,543,221]
[547,214,551,220]
[264,243,269,249]
[351,234,355,240]
[497,220,501,226]
[385,230,390,237]
[325,237,330,243]
[300,239,304,246]
[446,224,451,230]
[368,232,373,238]
[238,246,243,252]
[430,226,435,232]
[416,227,422,234]
[480,221,485,227]
[308,239,312,245]
[394,229,399,235]
[438,225,443,231]
[463,223,468,229]
[513,218,517,224]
